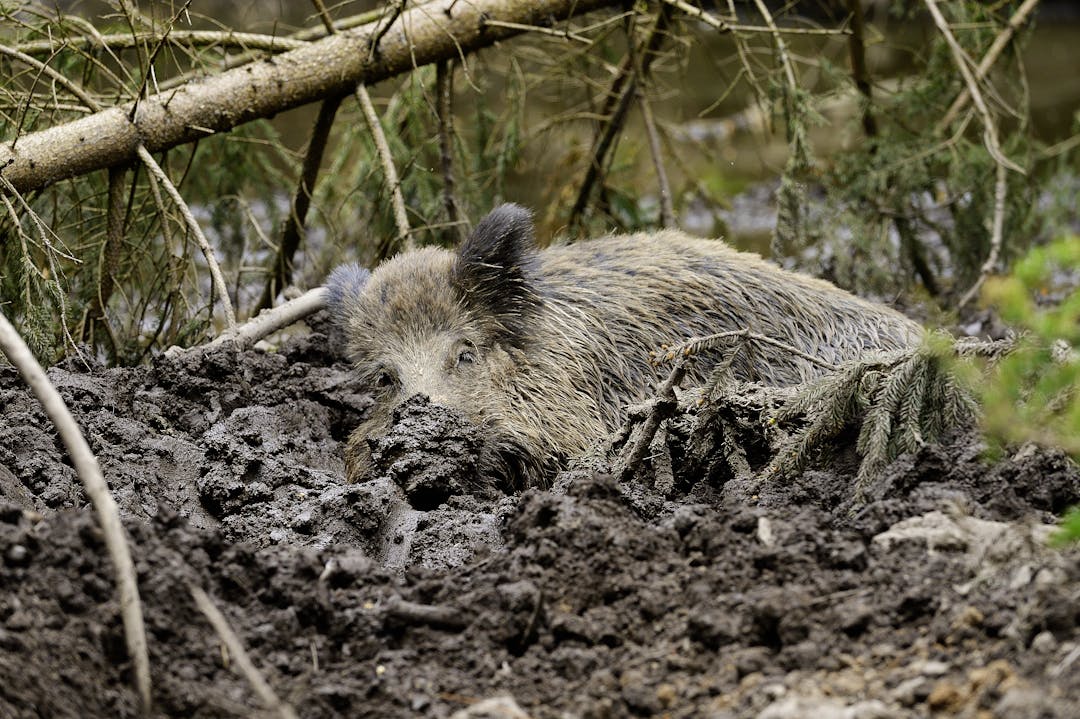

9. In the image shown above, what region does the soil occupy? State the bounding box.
[1,313,1078,719]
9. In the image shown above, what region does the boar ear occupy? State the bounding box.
[455,203,542,345]
[325,263,371,315]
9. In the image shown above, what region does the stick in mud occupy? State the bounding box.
[190,585,300,719]
[0,311,152,711]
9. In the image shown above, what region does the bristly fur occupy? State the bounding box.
[453,203,542,348]
[335,203,924,489]
[325,263,371,315]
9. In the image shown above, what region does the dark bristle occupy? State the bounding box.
[325,263,371,314]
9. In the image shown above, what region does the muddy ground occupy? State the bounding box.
[1,312,1078,719]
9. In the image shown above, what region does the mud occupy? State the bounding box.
[1,315,1079,718]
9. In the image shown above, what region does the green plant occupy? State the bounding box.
[977,235,1080,543]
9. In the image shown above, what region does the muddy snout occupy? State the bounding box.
[364,395,507,509]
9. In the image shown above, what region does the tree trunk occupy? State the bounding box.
[0,0,619,195]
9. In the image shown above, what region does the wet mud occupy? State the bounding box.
[1,316,1078,718]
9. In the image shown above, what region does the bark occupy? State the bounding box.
[0,0,619,195]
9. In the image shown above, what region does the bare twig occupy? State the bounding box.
[615,359,686,483]
[638,88,674,228]
[936,0,1041,133]
[660,1,848,35]
[80,165,128,353]
[436,60,467,242]
[624,11,674,229]
[368,0,406,58]
[924,0,1023,306]
[355,83,413,251]
[16,30,307,56]
[568,7,671,231]
[0,311,151,712]
[749,0,797,91]
[190,585,299,719]
[383,595,471,630]
[481,18,591,43]
[136,145,237,328]
[258,94,343,310]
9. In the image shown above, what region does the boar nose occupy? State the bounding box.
[406,391,453,408]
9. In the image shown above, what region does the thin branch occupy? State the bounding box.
[568,7,672,231]
[846,0,877,138]
[481,18,591,43]
[436,60,466,242]
[257,94,343,310]
[81,165,128,353]
[958,160,1008,308]
[923,0,1024,175]
[354,84,413,251]
[749,0,797,91]
[16,30,309,55]
[638,89,674,228]
[0,311,151,712]
[626,13,673,228]
[190,585,299,719]
[136,145,237,328]
[660,1,848,35]
[936,0,1041,133]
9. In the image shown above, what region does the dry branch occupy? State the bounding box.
[936,0,1041,133]
[355,83,412,250]
[0,311,151,712]
[0,0,621,196]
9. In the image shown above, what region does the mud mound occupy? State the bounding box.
[1,323,1079,718]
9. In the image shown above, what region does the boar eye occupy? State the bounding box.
[455,344,478,366]
[370,368,397,390]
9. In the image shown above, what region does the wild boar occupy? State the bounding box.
[328,203,921,489]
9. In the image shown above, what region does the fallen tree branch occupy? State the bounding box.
[0,311,151,712]
[0,0,622,196]
[170,286,330,356]
[190,585,299,719]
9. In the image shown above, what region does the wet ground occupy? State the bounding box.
[1,313,1078,718]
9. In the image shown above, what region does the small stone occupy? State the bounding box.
[1030,631,1057,653]
[927,681,965,713]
